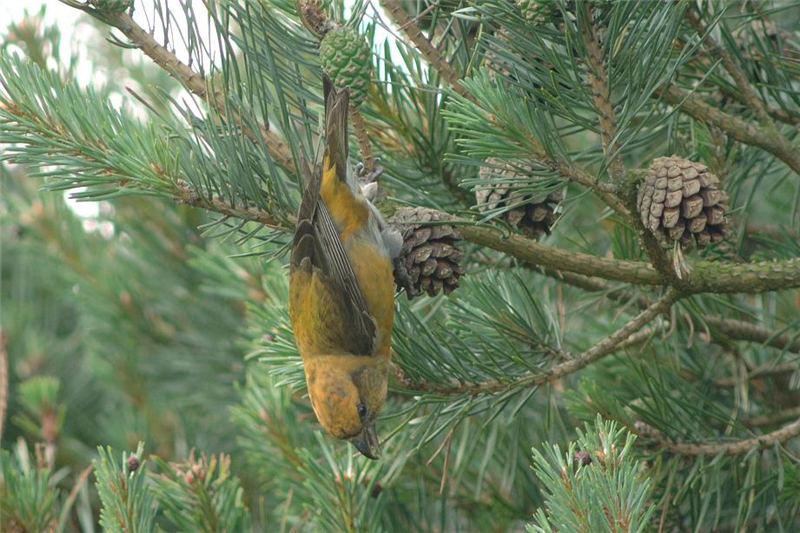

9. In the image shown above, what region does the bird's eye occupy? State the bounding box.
[357,403,368,418]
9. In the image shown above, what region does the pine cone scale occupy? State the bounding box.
[637,155,730,249]
[477,158,564,239]
[389,207,465,298]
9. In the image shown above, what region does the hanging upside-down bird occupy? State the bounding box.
[289,76,401,459]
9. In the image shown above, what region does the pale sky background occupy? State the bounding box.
[1,1,396,222]
[0,1,396,82]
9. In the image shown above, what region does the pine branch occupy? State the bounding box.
[94,444,157,533]
[705,317,800,354]
[545,156,630,219]
[175,180,289,230]
[661,85,800,177]
[538,269,800,354]
[745,406,800,428]
[717,85,800,126]
[634,417,800,456]
[6,58,798,298]
[714,361,799,388]
[580,13,624,183]
[350,107,377,174]
[96,10,294,170]
[685,8,772,124]
[0,81,288,230]
[397,288,680,395]
[380,0,473,101]
[529,417,655,533]
[458,222,800,293]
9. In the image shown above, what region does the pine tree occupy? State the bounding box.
[1,1,800,531]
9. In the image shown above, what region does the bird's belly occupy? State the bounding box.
[346,239,395,355]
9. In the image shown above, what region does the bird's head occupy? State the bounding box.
[304,356,389,460]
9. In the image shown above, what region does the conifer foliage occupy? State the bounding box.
[1,1,800,531]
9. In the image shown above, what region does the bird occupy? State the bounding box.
[289,75,401,460]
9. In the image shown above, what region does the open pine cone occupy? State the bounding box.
[637,156,729,248]
[476,159,563,239]
[389,207,465,299]
[485,28,514,81]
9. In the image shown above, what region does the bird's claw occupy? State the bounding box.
[361,166,384,184]
[356,158,384,184]
[392,257,418,300]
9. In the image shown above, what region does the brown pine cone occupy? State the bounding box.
[476,159,563,239]
[485,28,514,81]
[389,207,465,299]
[637,155,729,248]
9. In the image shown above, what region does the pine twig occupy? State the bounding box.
[744,406,800,428]
[715,361,799,388]
[660,85,800,177]
[174,180,289,230]
[579,10,682,286]
[349,107,377,174]
[580,13,624,183]
[397,288,680,396]
[685,8,772,124]
[539,268,800,354]
[101,11,294,170]
[705,318,800,355]
[634,417,800,455]
[547,157,630,219]
[380,0,474,101]
[711,82,800,127]
[476,106,631,218]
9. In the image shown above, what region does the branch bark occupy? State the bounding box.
[380,0,474,101]
[661,85,800,177]
[635,417,800,456]
[744,407,800,429]
[705,317,800,354]
[581,14,625,182]
[175,180,289,230]
[457,221,800,293]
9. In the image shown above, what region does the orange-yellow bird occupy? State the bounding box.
[289,76,401,459]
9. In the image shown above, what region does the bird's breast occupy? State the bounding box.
[346,237,395,355]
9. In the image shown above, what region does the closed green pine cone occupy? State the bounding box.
[517,0,554,25]
[319,27,372,106]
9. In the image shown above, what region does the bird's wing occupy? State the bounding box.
[289,77,377,356]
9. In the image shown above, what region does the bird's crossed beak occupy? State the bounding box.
[350,420,381,460]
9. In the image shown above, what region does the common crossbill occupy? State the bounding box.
[289,76,401,459]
